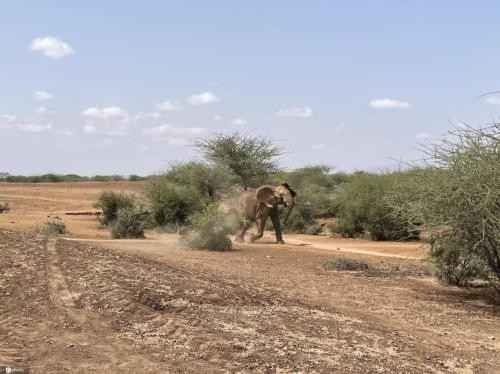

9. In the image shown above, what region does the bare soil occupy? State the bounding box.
[0,182,498,373]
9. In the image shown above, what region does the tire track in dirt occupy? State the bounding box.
[0,311,30,366]
[44,238,168,372]
[0,236,45,369]
[0,231,49,367]
[57,239,460,373]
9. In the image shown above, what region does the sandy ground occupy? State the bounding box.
[0,182,499,373]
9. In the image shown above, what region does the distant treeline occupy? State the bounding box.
[0,174,149,183]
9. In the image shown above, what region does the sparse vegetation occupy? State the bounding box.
[181,204,238,250]
[94,191,136,226]
[324,256,432,278]
[2,174,147,183]
[36,220,68,236]
[110,207,146,239]
[324,256,371,271]
[390,123,500,285]
[282,203,322,234]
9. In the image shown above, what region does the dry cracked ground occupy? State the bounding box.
[0,230,499,373]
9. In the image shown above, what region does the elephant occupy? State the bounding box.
[235,183,296,244]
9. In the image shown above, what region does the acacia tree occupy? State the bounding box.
[196,132,283,189]
[391,123,500,285]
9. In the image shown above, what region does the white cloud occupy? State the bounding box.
[83,124,98,134]
[30,36,74,59]
[142,124,205,136]
[485,96,500,105]
[82,106,128,120]
[155,100,182,111]
[35,106,57,115]
[17,123,52,133]
[229,118,248,126]
[55,129,74,136]
[105,129,129,137]
[135,112,162,120]
[369,98,411,109]
[310,143,327,150]
[213,114,222,121]
[275,107,313,118]
[1,114,16,122]
[335,123,346,133]
[187,91,220,106]
[167,138,190,146]
[33,91,54,101]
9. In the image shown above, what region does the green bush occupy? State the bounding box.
[128,174,147,182]
[266,166,348,220]
[391,123,500,285]
[110,207,146,239]
[268,165,339,190]
[181,204,237,250]
[332,172,415,240]
[94,191,136,226]
[160,161,232,201]
[36,220,68,236]
[429,241,490,286]
[299,184,337,218]
[90,175,125,182]
[146,181,205,227]
[282,203,322,234]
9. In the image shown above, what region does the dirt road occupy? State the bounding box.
[1,230,498,373]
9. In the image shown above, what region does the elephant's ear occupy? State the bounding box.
[281,182,296,197]
[256,186,277,208]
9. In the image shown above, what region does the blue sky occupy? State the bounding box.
[1,1,499,175]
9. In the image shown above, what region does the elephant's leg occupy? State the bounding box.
[250,217,266,243]
[270,213,285,244]
[235,219,251,243]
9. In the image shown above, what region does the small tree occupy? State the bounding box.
[162,161,232,201]
[391,123,500,285]
[196,132,283,189]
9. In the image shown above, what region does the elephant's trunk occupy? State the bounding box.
[283,204,294,224]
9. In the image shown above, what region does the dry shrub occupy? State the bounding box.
[36,220,68,236]
[324,256,371,271]
[0,202,10,213]
[324,256,432,278]
[110,207,146,239]
[181,204,238,251]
